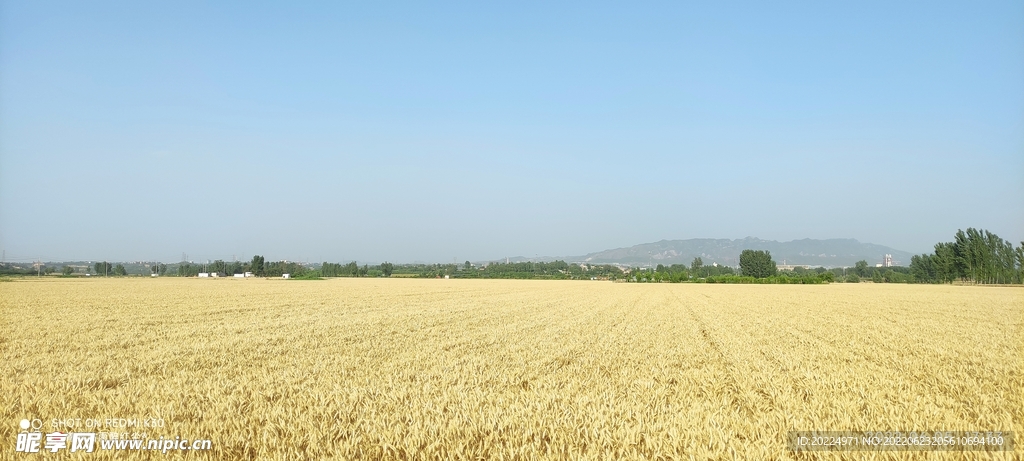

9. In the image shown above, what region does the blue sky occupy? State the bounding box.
[1,1,1022,263]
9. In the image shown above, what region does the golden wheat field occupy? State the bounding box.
[1,278,1021,460]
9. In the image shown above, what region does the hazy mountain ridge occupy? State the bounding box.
[564,237,913,267]
[19,239,913,269]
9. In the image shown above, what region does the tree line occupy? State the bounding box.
[909,228,1022,284]
[391,260,626,280]
[175,256,320,278]
[11,228,1021,284]
[629,251,833,284]
[633,229,1022,285]
[319,261,395,277]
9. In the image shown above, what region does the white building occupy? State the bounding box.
[198,273,209,278]
[282,273,290,279]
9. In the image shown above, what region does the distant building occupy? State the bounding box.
[777,260,811,271]
[198,273,210,278]
[282,274,290,279]
[883,254,893,267]
[777,264,811,271]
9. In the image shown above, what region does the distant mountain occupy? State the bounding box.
[567,238,913,268]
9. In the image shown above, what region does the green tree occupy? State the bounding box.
[945,228,1016,284]
[883,270,910,283]
[932,242,956,283]
[95,261,112,276]
[381,262,394,277]
[690,257,703,277]
[952,229,969,281]
[1016,243,1024,284]
[113,264,127,276]
[739,250,777,278]
[910,254,937,283]
[854,260,868,277]
[322,262,344,277]
[251,255,265,277]
[62,265,74,276]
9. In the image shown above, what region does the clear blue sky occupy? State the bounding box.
[1,1,1022,263]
